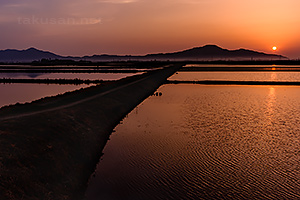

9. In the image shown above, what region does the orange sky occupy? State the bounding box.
[0,0,300,58]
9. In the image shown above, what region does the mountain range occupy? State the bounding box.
[0,45,287,62]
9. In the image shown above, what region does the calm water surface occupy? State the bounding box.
[170,72,300,82]
[184,64,300,68]
[86,84,300,200]
[0,83,90,108]
[0,73,141,80]
[0,73,141,108]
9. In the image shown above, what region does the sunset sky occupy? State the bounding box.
[0,0,300,58]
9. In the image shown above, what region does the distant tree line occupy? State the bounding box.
[1,59,300,67]
[0,78,108,85]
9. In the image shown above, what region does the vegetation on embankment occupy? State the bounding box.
[0,64,182,200]
[0,78,107,85]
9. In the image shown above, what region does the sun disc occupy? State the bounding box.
[272,46,277,51]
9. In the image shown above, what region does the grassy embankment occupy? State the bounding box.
[0,64,182,200]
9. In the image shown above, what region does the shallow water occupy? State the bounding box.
[0,83,90,108]
[169,71,300,82]
[184,64,300,68]
[0,72,141,108]
[0,72,141,80]
[0,65,152,71]
[86,84,300,200]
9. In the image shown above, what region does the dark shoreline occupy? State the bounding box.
[1,59,300,67]
[2,78,300,86]
[0,64,181,200]
[166,80,300,86]
[180,66,300,71]
[0,69,145,73]
[0,78,108,85]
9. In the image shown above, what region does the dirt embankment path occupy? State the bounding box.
[0,64,182,200]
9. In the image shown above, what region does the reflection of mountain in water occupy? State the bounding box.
[1,73,43,78]
[27,73,42,78]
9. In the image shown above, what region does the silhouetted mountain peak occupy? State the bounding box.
[202,44,223,49]
[26,47,40,52]
[163,45,287,60]
[0,47,63,62]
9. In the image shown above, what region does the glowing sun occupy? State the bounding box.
[272,46,277,51]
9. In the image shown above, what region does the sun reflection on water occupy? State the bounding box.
[265,87,276,128]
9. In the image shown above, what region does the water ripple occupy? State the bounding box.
[86,85,300,200]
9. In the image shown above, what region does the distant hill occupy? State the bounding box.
[0,47,64,62]
[141,45,287,61]
[0,45,287,63]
